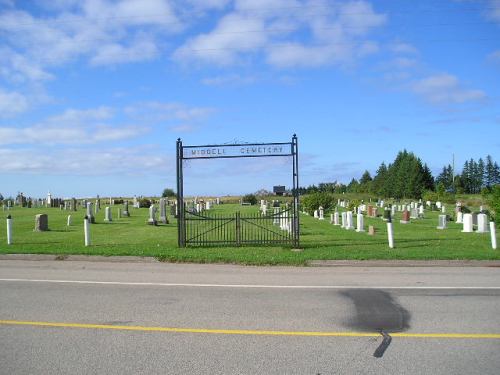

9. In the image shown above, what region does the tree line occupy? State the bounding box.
[298,150,500,199]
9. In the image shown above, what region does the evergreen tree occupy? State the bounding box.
[347,178,359,193]
[477,158,485,191]
[422,164,435,191]
[359,170,372,193]
[371,162,387,196]
[485,155,495,189]
[494,162,500,185]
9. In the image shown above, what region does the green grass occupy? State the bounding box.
[0,203,498,265]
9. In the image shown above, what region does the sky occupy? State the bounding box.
[0,0,499,198]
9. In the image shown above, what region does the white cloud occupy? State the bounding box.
[0,105,148,145]
[89,35,159,66]
[0,145,174,174]
[389,42,418,55]
[485,0,500,22]
[412,74,486,105]
[0,88,29,117]
[173,0,386,67]
[125,101,216,122]
[201,74,256,86]
[488,50,500,63]
[0,0,181,78]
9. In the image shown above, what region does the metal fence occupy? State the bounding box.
[184,208,297,247]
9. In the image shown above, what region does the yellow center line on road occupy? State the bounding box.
[1,320,500,339]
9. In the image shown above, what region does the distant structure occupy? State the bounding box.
[273,185,286,196]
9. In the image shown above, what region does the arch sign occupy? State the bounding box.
[176,135,300,248]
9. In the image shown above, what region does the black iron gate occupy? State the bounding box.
[184,207,294,246]
[176,135,300,247]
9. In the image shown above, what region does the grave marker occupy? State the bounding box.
[34,214,49,231]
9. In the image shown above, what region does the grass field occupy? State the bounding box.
[0,203,498,265]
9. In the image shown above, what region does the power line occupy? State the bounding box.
[1,3,499,30]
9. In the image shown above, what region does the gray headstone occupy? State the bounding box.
[34,214,49,231]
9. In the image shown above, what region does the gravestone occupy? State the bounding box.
[123,201,130,217]
[159,198,168,224]
[356,214,365,232]
[456,211,463,224]
[147,205,158,225]
[477,214,489,233]
[34,214,49,231]
[345,211,355,230]
[382,209,391,222]
[86,202,95,223]
[333,211,340,226]
[419,205,424,218]
[314,210,319,219]
[368,225,376,236]
[462,214,473,233]
[67,215,72,226]
[104,207,112,222]
[319,206,324,220]
[410,208,418,219]
[400,210,410,224]
[341,212,347,228]
[437,215,447,230]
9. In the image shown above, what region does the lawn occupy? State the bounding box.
[0,202,498,265]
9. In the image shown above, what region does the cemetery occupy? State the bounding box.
[1,144,499,265]
[0,193,498,265]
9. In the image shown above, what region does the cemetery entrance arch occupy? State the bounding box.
[176,135,299,247]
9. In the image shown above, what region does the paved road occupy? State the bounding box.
[1,260,500,374]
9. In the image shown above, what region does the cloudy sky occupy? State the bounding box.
[0,0,499,198]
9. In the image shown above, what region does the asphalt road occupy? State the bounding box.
[1,260,500,374]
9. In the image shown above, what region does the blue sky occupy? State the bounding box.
[0,0,499,198]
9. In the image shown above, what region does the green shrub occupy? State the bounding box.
[242,194,257,205]
[139,198,151,208]
[489,185,500,224]
[162,188,176,198]
[301,192,335,214]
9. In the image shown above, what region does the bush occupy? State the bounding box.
[139,198,152,208]
[242,194,257,205]
[162,188,176,198]
[113,199,124,204]
[301,192,335,215]
[489,185,500,224]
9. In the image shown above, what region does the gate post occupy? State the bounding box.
[236,211,241,246]
[176,138,185,247]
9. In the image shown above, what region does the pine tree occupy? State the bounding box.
[372,162,388,196]
[485,155,495,189]
[478,158,485,191]
[494,162,500,185]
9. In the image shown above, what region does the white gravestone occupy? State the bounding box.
[477,214,489,233]
[314,210,319,219]
[345,211,355,230]
[356,214,365,232]
[104,207,112,222]
[341,212,347,228]
[456,211,463,224]
[319,207,324,220]
[333,211,340,226]
[437,215,447,230]
[462,214,473,233]
[148,205,158,225]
